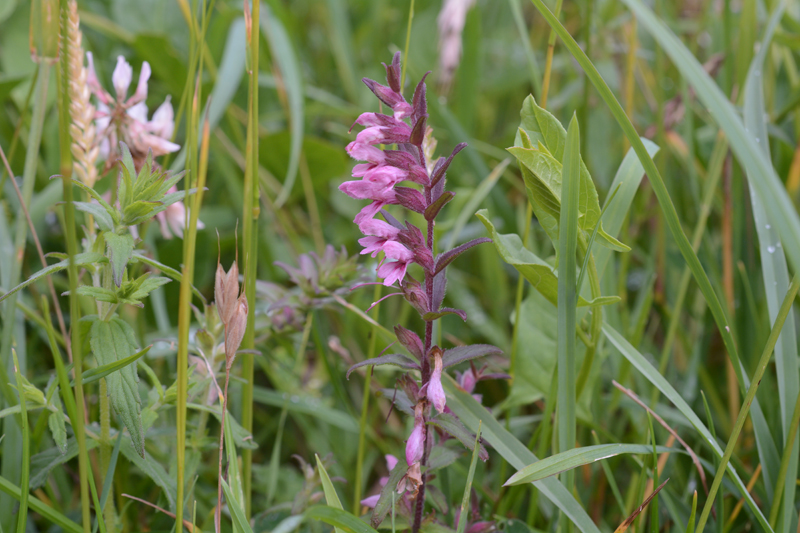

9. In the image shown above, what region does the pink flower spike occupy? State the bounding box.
[358,218,401,239]
[427,348,446,413]
[346,142,385,164]
[354,200,393,225]
[358,236,386,257]
[352,163,377,177]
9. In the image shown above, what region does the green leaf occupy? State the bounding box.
[505,444,679,485]
[130,252,206,305]
[308,506,381,533]
[476,211,619,308]
[252,386,358,433]
[121,200,160,226]
[72,344,151,387]
[456,422,482,533]
[369,460,408,528]
[73,202,114,232]
[30,438,99,490]
[104,232,135,287]
[75,286,118,304]
[441,344,503,369]
[47,388,67,455]
[90,319,145,457]
[315,454,345,533]
[187,403,258,450]
[0,474,83,533]
[427,413,488,461]
[118,434,177,511]
[222,479,255,533]
[346,354,420,379]
[443,377,602,533]
[0,252,105,304]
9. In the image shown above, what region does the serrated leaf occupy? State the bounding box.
[90,319,145,457]
[427,412,488,461]
[441,344,503,369]
[476,211,620,308]
[346,354,420,379]
[0,252,106,304]
[104,232,135,287]
[75,286,118,304]
[48,389,67,455]
[121,200,161,226]
[72,345,151,387]
[73,202,115,232]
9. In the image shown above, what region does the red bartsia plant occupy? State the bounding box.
[340,53,506,533]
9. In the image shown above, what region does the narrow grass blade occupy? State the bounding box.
[221,479,254,533]
[695,275,800,533]
[444,377,602,533]
[557,116,580,509]
[505,444,678,486]
[70,345,151,387]
[741,3,798,523]
[316,454,345,533]
[602,322,773,532]
[685,491,697,533]
[456,421,482,533]
[11,350,29,533]
[307,506,381,533]
[0,474,83,533]
[614,479,669,533]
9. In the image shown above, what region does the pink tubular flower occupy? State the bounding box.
[378,241,414,287]
[427,347,446,413]
[358,219,401,257]
[87,53,179,166]
[405,403,425,466]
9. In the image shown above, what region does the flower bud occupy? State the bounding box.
[405,402,425,466]
[214,260,240,326]
[224,294,248,369]
[427,347,446,413]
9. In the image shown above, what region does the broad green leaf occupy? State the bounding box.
[222,479,255,533]
[30,438,99,489]
[72,344,151,387]
[0,252,105,304]
[315,454,345,533]
[505,444,679,485]
[308,506,381,533]
[369,459,408,528]
[346,354,420,379]
[441,344,502,369]
[118,435,177,511]
[47,388,67,455]
[512,96,628,252]
[476,210,619,308]
[427,412,488,461]
[121,200,160,226]
[252,387,358,432]
[90,319,145,457]
[130,252,206,304]
[75,286,117,304]
[73,202,114,232]
[104,232,135,287]
[443,377,602,533]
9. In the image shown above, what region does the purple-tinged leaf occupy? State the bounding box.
[395,187,426,213]
[380,209,404,230]
[434,238,492,276]
[395,325,424,360]
[441,344,503,369]
[432,270,447,312]
[425,191,456,221]
[346,354,420,379]
[431,143,467,187]
[411,72,430,122]
[369,459,409,528]
[409,115,427,146]
[427,413,489,461]
[379,386,415,415]
[423,308,467,322]
[384,52,402,93]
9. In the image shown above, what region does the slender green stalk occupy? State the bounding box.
[354,283,382,514]
[11,350,29,533]
[694,274,800,533]
[241,0,261,516]
[768,385,800,527]
[539,0,563,108]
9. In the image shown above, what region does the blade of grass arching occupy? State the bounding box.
[742,6,798,524]
[222,479,255,533]
[86,455,107,533]
[316,454,346,533]
[557,116,581,527]
[527,0,768,479]
[685,491,697,533]
[444,377,602,533]
[694,274,800,533]
[262,5,303,207]
[602,322,772,532]
[11,350,29,533]
[590,432,626,514]
[0,474,83,533]
[456,421,482,533]
[446,159,511,249]
[769,388,800,527]
[94,431,122,533]
[266,406,287,507]
[242,0,261,518]
[505,444,679,486]
[647,414,659,533]
[508,0,543,97]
